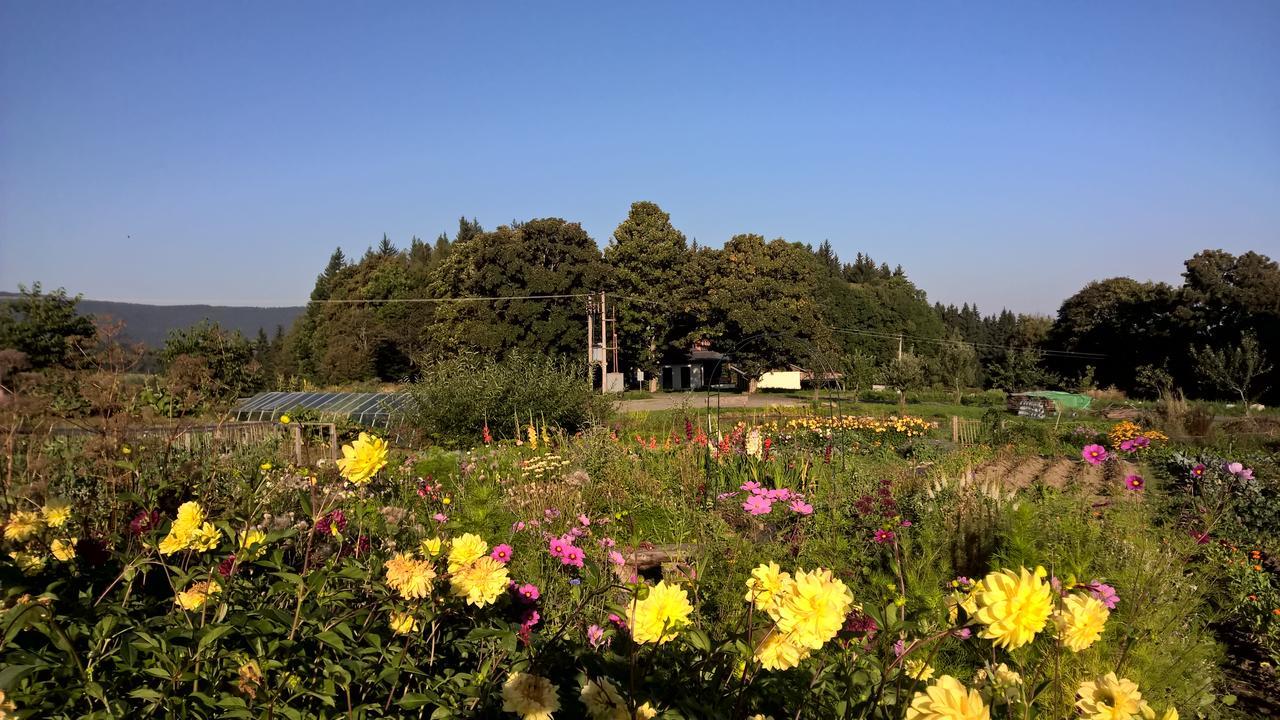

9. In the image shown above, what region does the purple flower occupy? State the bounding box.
[129,509,160,536]
[893,639,907,657]
[1087,582,1119,609]
[1133,436,1150,448]
[1191,464,1206,478]
[587,624,609,649]
[1119,439,1135,452]
[315,509,347,536]
[953,628,972,639]
[1125,475,1145,491]
[743,495,773,516]
[873,529,895,544]
[1082,444,1108,465]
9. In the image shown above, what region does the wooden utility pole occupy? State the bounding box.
[897,334,903,360]
[600,291,608,376]
[586,295,595,386]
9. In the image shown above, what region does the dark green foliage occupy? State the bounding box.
[405,350,612,446]
[0,283,97,369]
[160,321,264,401]
[425,218,610,360]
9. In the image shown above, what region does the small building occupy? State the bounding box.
[660,347,740,392]
[1007,391,1092,418]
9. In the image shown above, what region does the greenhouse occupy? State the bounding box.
[231,391,412,428]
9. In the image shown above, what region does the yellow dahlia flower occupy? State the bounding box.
[627,580,694,644]
[1054,593,1109,652]
[973,568,1053,650]
[450,556,509,607]
[3,510,43,542]
[744,561,791,617]
[755,630,809,671]
[1075,673,1144,720]
[421,536,443,556]
[0,688,16,718]
[774,568,853,650]
[173,501,206,535]
[51,538,77,562]
[972,663,1022,701]
[906,675,990,720]
[580,676,627,720]
[448,533,489,573]
[189,522,221,552]
[389,611,419,635]
[633,703,658,719]
[238,529,268,561]
[336,432,389,485]
[385,552,437,600]
[905,658,936,682]
[502,672,560,720]
[42,500,71,528]
[175,579,221,611]
[9,550,45,575]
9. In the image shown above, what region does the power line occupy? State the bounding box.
[307,293,590,305]
[827,326,1107,359]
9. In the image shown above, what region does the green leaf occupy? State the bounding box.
[198,624,235,653]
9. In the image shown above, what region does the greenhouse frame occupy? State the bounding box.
[232,391,412,428]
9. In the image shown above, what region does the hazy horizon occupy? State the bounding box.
[3,2,1277,314]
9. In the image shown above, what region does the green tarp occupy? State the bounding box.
[1017,391,1092,411]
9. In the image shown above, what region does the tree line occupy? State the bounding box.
[2,202,1276,409]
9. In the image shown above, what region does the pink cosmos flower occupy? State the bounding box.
[743,495,773,516]
[789,499,814,515]
[491,544,513,563]
[1119,439,1135,452]
[1191,464,1206,478]
[1226,462,1244,475]
[516,583,540,602]
[1124,475,1144,491]
[521,609,540,628]
[578,514,591,527]
[740,481,762,494]
[1082,444,1108,465]
[1239,467,1254,481]
[766,488,791,501]
[1133,436,1150,448]
[608,550,626,566]
[513,521,527,532]
[1087,582,1119,609]
[599,537,616,549]
[548,537,567,558]
[954,628,972,639]
[560,546,585,568]
[432,513,448,523]
[872,529,895,544]
[608,612,627,629]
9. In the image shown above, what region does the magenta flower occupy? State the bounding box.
[1239,467,1254,481]
[872,529,895,544]
[740,481,762,494]
[560,546,585,568]
[766,488,792,501]
[516,583,540,602]
[743,495,773,516]
[599,537,616,549]
[1191,463,1206,478]
[512,521,527,532]
[548,537,568,558]
[491,544,513,563]
[953,628,972,639]
[129,509,160,536]
[520,609,540,628]
[789,499,814,515]
[1124,475,1145,491]
[1082,444,1108,465]
[432,512,448,523]
[578,514,591,527]
[1087,582,1119,609]
[608,550,626,566]
[893,639,907,657]
[587,624,609,649]
[1119,439,1135,452]
[1133,436,1150,448]
[1189,530,1210,545]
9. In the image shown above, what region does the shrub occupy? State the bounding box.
[406,351,613,446]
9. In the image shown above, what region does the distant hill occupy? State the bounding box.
[0,292,304,347]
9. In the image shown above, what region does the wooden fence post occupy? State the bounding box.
[328,424,338,460]
[951,416,959,443]
[292,425,304,465]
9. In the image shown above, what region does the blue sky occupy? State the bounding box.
[2,2,1277,313]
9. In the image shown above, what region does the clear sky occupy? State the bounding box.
[2,2,1277,314]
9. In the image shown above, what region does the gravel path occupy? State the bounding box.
[617,393,810,413]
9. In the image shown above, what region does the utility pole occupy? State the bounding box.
[600,291,608,377]
[897,334,903,361]
[586,294,595,387]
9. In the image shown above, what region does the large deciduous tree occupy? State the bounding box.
[0,283,97,369]
[426,218,609,360]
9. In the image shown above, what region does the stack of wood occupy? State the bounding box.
[611,543,699,584]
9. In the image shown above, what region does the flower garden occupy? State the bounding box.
[2,412,1277,719]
